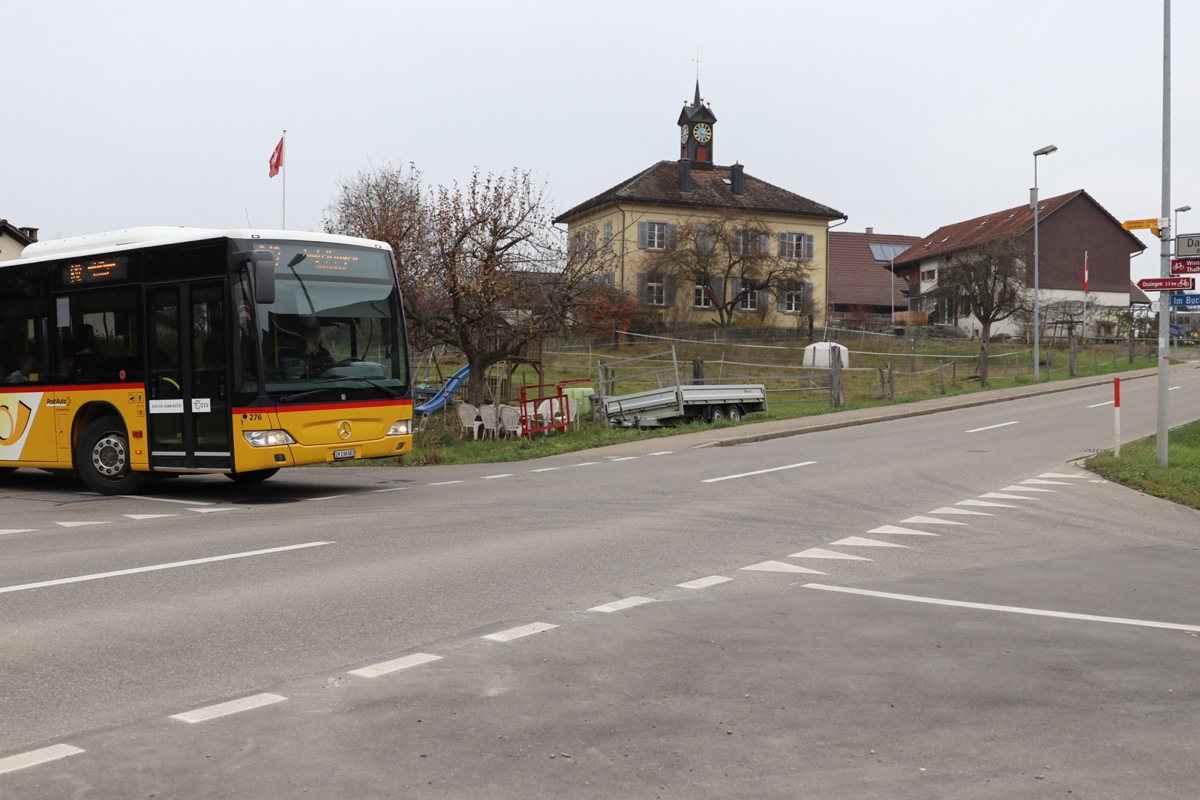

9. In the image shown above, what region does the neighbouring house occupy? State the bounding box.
[554,81,846,333]
[827,229,921,329]
[890,190,1146,340]
[0,220,38,261]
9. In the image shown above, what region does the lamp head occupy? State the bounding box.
[1033,145,1058,157]
[1175,205,1192,214]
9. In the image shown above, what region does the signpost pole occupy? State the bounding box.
[1156,0,1171,467]
[1114,377,1121,457]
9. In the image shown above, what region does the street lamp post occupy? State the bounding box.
[1031,144,1058,382]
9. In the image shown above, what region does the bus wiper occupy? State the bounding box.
[279,377,400,403]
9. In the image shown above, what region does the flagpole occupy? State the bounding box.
[281,129,287,229]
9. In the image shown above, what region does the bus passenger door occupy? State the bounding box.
[146,282,232,472]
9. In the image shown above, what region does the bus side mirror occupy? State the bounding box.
[252,252,276,304]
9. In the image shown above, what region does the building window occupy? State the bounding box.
[738,287,759,311]
[734,228,769,256]
[638,221,674,251]
[646,275,666,306]
[695,224,716,255]
[779,232,814,260]
[781,285,807,313]
[602,221,614,251]
[693,283,713,308]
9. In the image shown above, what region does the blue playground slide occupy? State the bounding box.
[414,365,469,415]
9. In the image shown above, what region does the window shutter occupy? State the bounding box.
[664,274,678,306]
[777,285,788,313]
[804,234,814,260]
[757,232,770,255]
[732,277,743,301]
[778,232,788,259]
[805,282,814,311]
[637,272,648,304]
[666,223,677,251]
[637,221,648,249]
[708,276,724,304]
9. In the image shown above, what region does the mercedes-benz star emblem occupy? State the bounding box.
[338,421,352,440]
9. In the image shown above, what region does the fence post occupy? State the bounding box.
[692,358,704,385]
[888,362,895,400]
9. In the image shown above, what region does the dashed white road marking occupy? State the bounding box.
[649,451,673,456]
[802,583,1200,633]
[170,693,287,724]
[956,499,1017,508]
[741,560,826,574]
[789,548,872,561]
[1022,478,1072,486]
[482,474,514,480]
[830,537,909,548]
[483,622,558,642]
[0,541,332,595]
[349,653,442,679]
[0,529,37,535]
[372,487,407,493]
[929,506,992,516]
[901,516,966,526]
[1039,472,1088,479]
[188,507,238,513]
[868,525,939,537]
[1087,400,1114,408]
[309,495,348,501]
[56,521,108,528]
[589,596,655,613]
[1000,485,1056,493]
[701,461,817,483]
[966,421,1019,433]
[124,514,178,520]
[677,575,732,589]
[529,467,559,473]
[428,480,464,486]
[979,492,1039,501]
[570,462,600,468]
[0,744,84,775]
[608,457,639,462]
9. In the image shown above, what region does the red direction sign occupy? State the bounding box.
[1137,276,1195,291]
[1171,258,1200,275]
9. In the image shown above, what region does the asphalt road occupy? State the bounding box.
[2,363,1200,798]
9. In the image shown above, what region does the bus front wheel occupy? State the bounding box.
[76,416,145,495]
[225,468,280,485]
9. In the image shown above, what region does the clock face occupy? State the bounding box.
[693,123,712,143]
[681,125,689,144]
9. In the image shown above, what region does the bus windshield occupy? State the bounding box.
[232,240,409,404]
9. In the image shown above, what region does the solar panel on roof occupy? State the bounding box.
[868,243,911,262]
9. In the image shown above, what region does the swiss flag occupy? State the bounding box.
[1083,251,1089,293]
[268,137,284,178]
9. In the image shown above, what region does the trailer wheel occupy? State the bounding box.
[708,406,726,423]
[76,416,146,495]
[726,405,743,423]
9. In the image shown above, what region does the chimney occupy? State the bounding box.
[865,227,874,235]
[730,162,744,196]
[19,227,38,242]
[677,159,692,192]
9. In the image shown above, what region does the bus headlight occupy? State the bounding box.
[243,429,296,447]
[386,420,411,436]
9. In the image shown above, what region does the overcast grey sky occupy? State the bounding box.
[6,1,1195,281]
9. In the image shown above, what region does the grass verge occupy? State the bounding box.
[1085,421,1200,510]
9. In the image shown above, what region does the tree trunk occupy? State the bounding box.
[978,323,991,387]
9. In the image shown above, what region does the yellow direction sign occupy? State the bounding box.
[1123,218,1163,236]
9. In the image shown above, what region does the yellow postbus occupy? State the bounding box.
[0,227,413,494]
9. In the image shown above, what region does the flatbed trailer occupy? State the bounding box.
[602,382,767,428]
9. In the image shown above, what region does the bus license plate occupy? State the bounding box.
[333,448,357,460]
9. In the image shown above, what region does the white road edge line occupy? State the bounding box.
[589,596,655,613]
[0,744,85,776]
[0,541,333,595]
[170,693,287,724]
[677,575,732,589]
[802,583,1200,632]
[702,461,817,483]
[483,622,558,642]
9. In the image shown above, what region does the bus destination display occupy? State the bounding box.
[64,257,129,285]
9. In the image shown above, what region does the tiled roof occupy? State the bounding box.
[0,219,35,246]
[1130,282,1153,304]
[554,161,845,224]
[828,231,921,308]
[893,189,1142,265]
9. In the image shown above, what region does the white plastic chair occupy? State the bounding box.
[565,396,580,429]
[456,402,480,440]
[499,405,522,439]
[478,404,499,440]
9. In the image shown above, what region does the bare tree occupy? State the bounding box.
[930,237,1028,387]
[640,212,813,327]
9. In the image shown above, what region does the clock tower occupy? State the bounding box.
[678,80,717,167]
